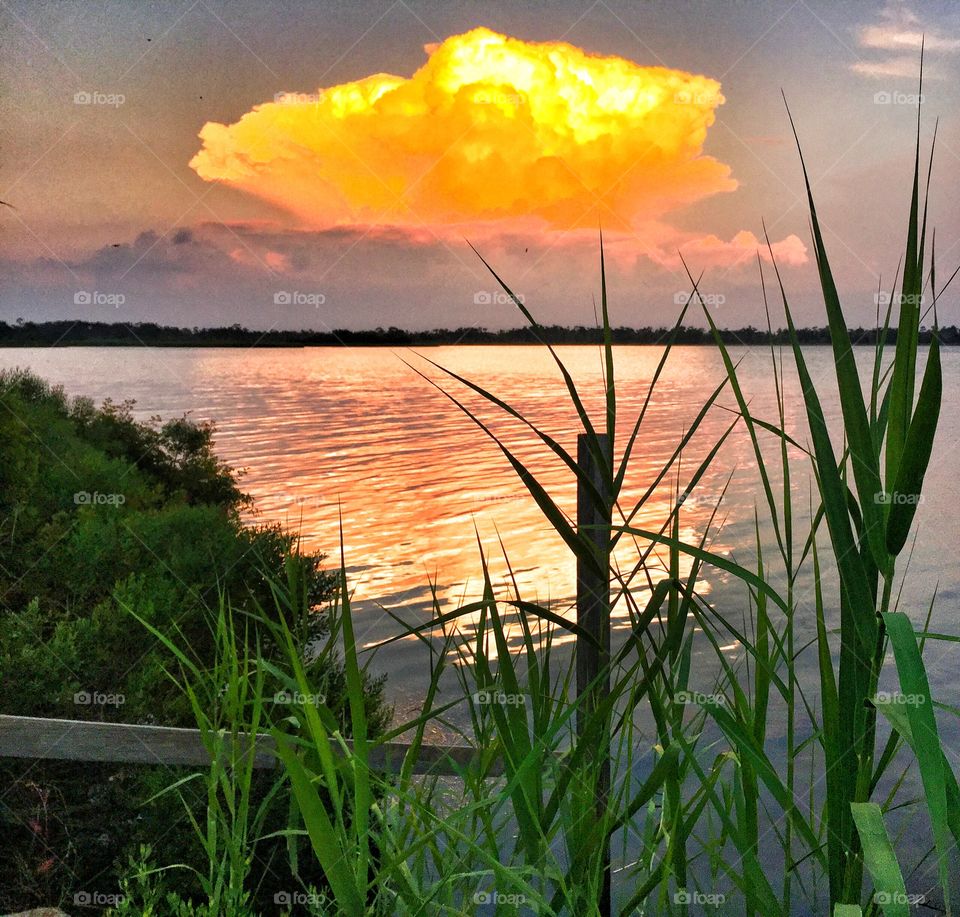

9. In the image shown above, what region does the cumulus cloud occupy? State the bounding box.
[190,29,746,235]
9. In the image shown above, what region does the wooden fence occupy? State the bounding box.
[1,434,612,911]
[0,714,501,776]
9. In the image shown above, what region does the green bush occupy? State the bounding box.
[0,370,389,913]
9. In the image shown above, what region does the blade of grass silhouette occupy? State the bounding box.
[468,240,611,485]
[886,248,941,555]
[784,94,888,573]
[409,350,604,510]
[886,46,926,496]
[850,803,909,917]
[401,355,605,579]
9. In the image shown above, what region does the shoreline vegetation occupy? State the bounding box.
[4,69,959,916]
[0,368,390,913]
[1,318,958,348]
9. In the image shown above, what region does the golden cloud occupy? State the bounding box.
[190,28,740,234]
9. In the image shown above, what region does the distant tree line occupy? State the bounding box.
[1,318,957,346]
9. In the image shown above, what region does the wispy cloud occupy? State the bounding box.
[851,56,932,79]
[858,25,960,53]
[852,0,957,80]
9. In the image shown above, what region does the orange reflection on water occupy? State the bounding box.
[228,345,743,651]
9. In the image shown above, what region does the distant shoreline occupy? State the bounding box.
[1,320,956,348]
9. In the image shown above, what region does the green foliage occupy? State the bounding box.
[0,371,388,913]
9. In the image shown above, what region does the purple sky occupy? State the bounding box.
[2,0,959,330]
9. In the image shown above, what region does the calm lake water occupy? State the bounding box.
[3,344,958,714]
[4,343,958,911]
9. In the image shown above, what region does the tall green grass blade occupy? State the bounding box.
[886,318,940,555]
[874,695,960,850]
[882,612,952,912]
[614,525,788,615]
[682,255,786,563]
[784,98,887,572]
[469,241,611,482]
[850,802,909,917]
[406,358,605,578]
[410,352,605,510]
[764,236,876,650]
[614,300,691,494]
[599,229,616,445]
[886,51,928,493]
[271,733,365,914]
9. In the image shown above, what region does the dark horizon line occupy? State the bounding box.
[1,319,956,347]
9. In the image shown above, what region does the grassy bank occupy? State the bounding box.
[3,85,958,917]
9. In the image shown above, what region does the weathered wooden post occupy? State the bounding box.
[576,432,612,916]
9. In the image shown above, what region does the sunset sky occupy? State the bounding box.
[3,0,959,330]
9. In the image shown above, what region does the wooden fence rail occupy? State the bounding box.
[2,434,609,911]
[0,714,502,777]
